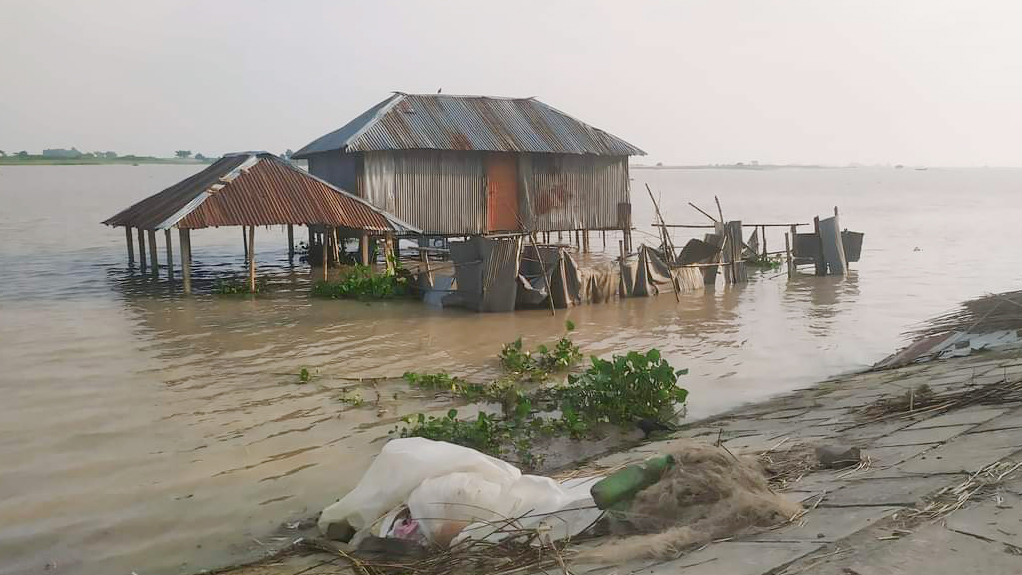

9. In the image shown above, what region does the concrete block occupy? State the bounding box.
[862,443,939,468]
[823,475,964,506]
[832,524,1021,575]
[631,541,821,575]
[904,406,1007,430]
[749,506,901,543]
[969,407,1022,433]
[872,424,973,447]
[946,492,1022,548]
[894,429,1022,474]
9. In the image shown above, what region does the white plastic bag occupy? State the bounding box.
[408,472,516,546]
[318,437,521,535]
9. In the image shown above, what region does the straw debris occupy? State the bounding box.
[580,440,801,562]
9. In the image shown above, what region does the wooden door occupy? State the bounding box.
[486,153,520,232]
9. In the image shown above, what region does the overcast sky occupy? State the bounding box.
[2,1,1021,166]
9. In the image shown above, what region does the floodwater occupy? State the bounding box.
[2,164,1021,575]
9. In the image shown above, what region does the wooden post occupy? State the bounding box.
[125,227,135,265]
[359,232,369,266]
[789,224,798,274]
[137,228,147,270]
[421,246,433,285]
[557,231,563,243]
[179,228,191,294]
[147,229,158,276]
[760,225,767,256]
[332,227,340,264]
[321,226,329,281]
[164,229,174,279]
[619,239,624,260]
[602,230,606,250]
[385,233,396,272]
[242,226,249,263]
[287,224,295,261]
[248,225,256,293]
[307,225,314,252]
[785,232,793,278]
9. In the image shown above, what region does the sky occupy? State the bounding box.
[2,1,1022,166]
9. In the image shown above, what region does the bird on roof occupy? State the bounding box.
[437,88,442,94]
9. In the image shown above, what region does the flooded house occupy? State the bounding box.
[292,92,646,239]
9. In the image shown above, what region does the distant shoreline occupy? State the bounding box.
[630,164,839,170]
[0,157,212,166]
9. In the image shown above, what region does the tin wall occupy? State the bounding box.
[364,150,486,235]
[518,154,630,231]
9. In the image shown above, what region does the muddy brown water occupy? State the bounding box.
[2,164,1022,575]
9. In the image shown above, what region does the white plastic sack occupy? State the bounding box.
[453,475,603,545]
[408,472,516,546]
[318,437,521,535]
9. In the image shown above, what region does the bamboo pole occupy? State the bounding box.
[248,225,256,292]
[287,224,294,261]
[125,227,135,265]
[164,229,174,279]
[137,228,147,270]
[179,228,191,294]
[688,202,719,223]
[147,229,158,276]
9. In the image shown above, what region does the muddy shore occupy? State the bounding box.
[214,344,1022,575]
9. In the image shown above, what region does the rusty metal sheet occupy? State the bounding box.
[293,93,645,158]
[102,153,417,233]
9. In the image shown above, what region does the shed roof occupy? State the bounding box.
[293,93,646,159]
[102,152,418,233]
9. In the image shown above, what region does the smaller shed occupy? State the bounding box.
[103,152,418,293]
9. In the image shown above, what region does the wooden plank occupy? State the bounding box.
[164,228,174,279]
[125,227,134,265]
[179,228,191,294]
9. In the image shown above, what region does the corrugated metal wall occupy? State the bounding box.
[518,154,630,231]
[364,150,486,235]
[312,150,630,236]
[307,152,362,194]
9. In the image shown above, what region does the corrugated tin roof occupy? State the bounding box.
[102,152,418,233]
[293,93,645,158]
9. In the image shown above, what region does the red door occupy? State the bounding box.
[486,153,520,232]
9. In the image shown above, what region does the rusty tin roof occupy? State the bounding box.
[293,93,645,159]
[102,152,418,233]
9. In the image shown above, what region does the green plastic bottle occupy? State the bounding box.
[590,454,675,510]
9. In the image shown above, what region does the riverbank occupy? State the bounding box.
[220,345,1022,575]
